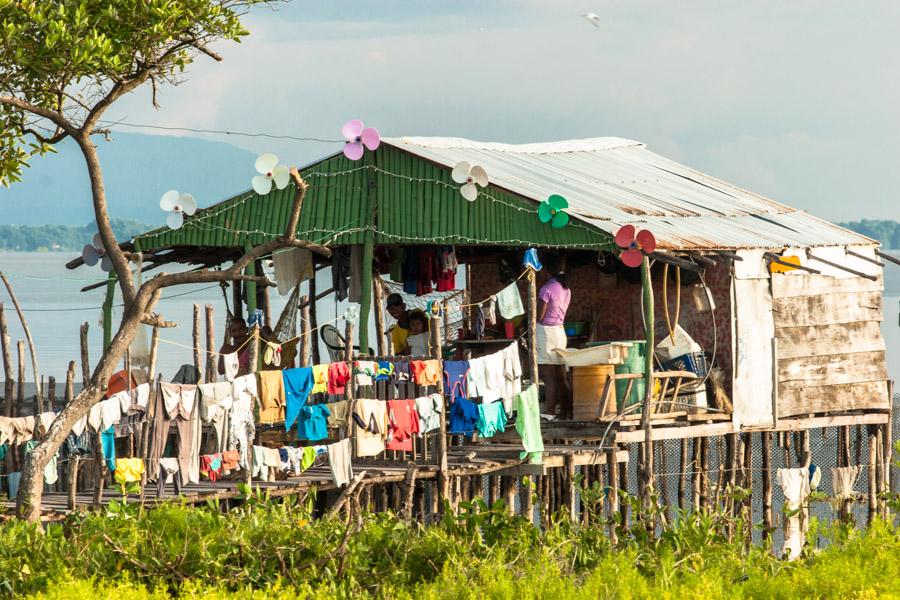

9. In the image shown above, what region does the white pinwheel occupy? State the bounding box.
[81,233,112,272]
[451,161,489,201]
[252,153,290,195]
[160,190,197,230]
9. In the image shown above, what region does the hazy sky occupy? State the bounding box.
[105,0,899,221]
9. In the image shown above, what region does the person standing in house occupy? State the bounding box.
[536,270,572,418]
[386,293,412,354]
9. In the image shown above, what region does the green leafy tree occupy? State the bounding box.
[0,0,330,521]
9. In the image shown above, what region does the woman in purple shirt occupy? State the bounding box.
[537,271,571,418]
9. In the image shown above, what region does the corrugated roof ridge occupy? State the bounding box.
[384,136,643,154]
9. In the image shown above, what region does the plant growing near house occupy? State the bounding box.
[0,0,332,521]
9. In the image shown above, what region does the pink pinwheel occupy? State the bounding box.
[614,224,657,267]
[342,119,380,160]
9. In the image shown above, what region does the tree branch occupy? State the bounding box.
[21,126,68,146]
[286,169,309,240]
[0,96,77,135]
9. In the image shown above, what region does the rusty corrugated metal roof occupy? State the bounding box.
[384,136,875,250]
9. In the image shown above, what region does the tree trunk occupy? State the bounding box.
[16,295,149,521]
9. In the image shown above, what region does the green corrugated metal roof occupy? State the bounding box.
[132,143,614,255]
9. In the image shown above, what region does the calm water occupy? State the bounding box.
[0,252,349,380]
[0,252,898,383]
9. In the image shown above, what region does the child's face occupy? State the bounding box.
[410,320,425,335]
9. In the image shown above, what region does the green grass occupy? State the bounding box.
[1,492,899,599]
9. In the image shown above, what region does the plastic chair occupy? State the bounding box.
[320,324,374,361]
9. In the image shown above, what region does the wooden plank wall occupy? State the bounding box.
[772,273,889,417]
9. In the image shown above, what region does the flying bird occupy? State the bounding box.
[583,12,601,28]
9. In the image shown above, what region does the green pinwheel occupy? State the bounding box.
[537,194,570,228]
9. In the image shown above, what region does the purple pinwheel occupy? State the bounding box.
[342,119,380,160]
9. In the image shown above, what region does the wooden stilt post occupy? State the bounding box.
[876,426,885,517]
[800,430,811,467]
[657,440,672,524]
[141,326,159,453]
[700,437,710,509]
[489,475,501,506]
[0,304,13,417]
[299,295,311,367]
[205,304,216,383]
[246,323,259,486]
[527,267,539,385]
[504,476,516,516]
[308,275,321,365]
[565,454,577,521]
[65,361,75,405]
[373,277,386,355]
[868,425,878,525]
[192,304,202,380]
[639,255,655,519]
[607,445,620,544]
[521,475,534,524]
[47,376,56,412]
[0,273,42,411]
[762,431,773,539]
[0,305,14,480]
[259,266,271,327]
[691,437,701,510]
[102,273,116,350]
[679,438,688,511]
[16,342,25,416]
[431,312,449,510]
[79,323,90,389]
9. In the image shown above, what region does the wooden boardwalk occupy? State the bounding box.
[2,443,626,516]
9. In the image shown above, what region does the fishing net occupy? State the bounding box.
[378,277,466,342]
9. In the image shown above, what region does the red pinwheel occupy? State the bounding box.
[614,225,657,267]
[342,119,380,160]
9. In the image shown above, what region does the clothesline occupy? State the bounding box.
[155,312,346,358]
[450,268,531,312]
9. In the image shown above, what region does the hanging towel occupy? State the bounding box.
[832,465,862,501]
[777,467,811,560]
[355,361,377,386]
[327,362,351,395]
[415,393,443,434]
[495,282,524,319]
[386,399,420,451]
[272,247,313,296]
[257,370,286,424]
[198,381,233,453]
[115,458,145,483]
[157,458,181,496]
[24,440,59,485]
[514,385,544,464]
[448,397,478,436]
[223,352,240,382]
[483,297,497,325]
[283,368,314,431]
[411,360,441,386]
[329,438,353,487]
[311,364,329,394]
[251,446,268,480]
[353,399,388,457]
[476,401,507,438]
[326,399,350,429]
[296,404,331,441]
[132,382,151,412]
[500,343,523,414]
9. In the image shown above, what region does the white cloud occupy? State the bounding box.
[105,0,900,220]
